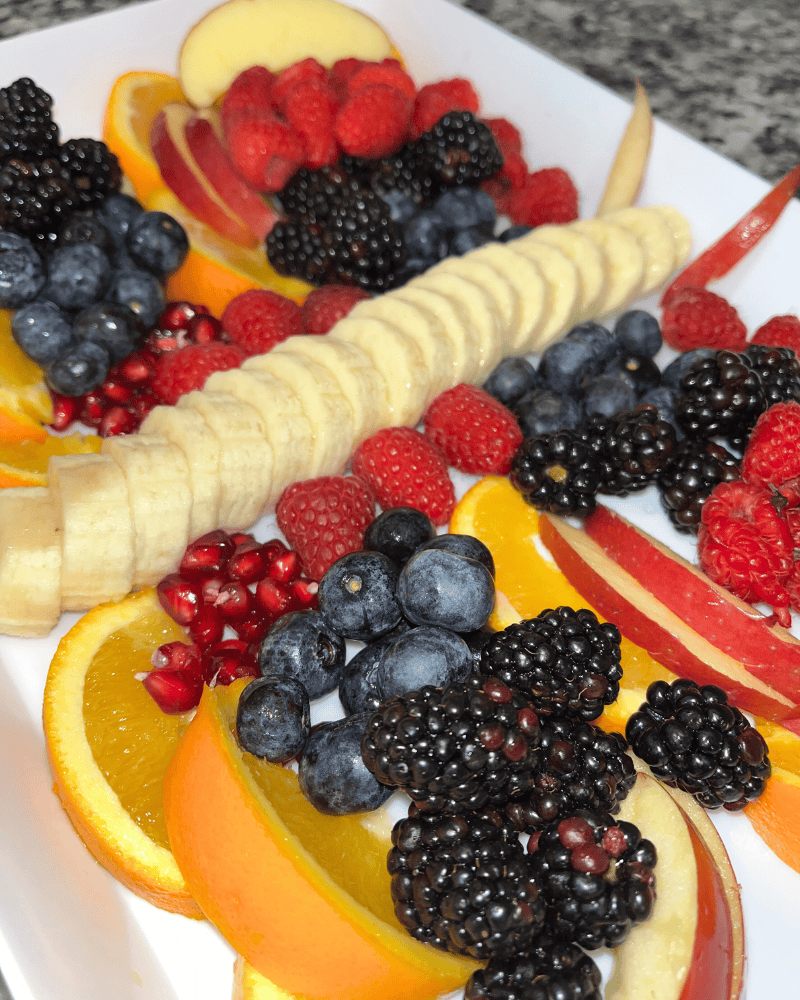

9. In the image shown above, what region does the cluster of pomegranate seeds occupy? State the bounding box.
[145,528,317,714]
[49,300,224,438]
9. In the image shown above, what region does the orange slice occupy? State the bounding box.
[0,308,53,424]
[163,678,479,1000]
[43,587,202,917]
[0,432,101,487]
[102,71,186,203]
[746,766,800,874]
[146,188,313,316]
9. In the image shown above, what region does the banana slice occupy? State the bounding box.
[48,452,135,611]
[427,253,520,340]
[348,294,455,398]
[652,205,693,268]
[470,241,550,353]
[328,315,430,426]
[528,224,607,320]
[389,283,479,386]
[569,218,646,316]
[411,269,504,377]
[509,236,581,350]
[177,390,274,530]
[101,433,192,588]
[0,487,61,636]
[207,365,314,495]
[602,206,677,296]
[140,403,221,540]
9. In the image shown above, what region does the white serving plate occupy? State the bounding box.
[0,1,799,998]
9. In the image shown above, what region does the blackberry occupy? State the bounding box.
[510,430,603,517]
[414,111,504,191]
[504,716,636,830]
[743,343,800,409]
[626,678,771,811]
[388,805,546,959]
[465,937,602,1000]
[579,404,677,496]
[0,156,76,250]
[657,439,740,534]
[58,138,122,209]
[527,810,657,950]
[361,675,540,813]
[0,78,59,163]
[674,350,766,452]
[480,609,622,722]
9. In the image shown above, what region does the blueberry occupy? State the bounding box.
[126,210,189,279]
[0,235,45,308]
[403,211,449,261]
[396,547,494,633]
[0,232,29,252]
[58,214,115,257]
[258,609,345,700]
[394,258,435,285]
[235,675,310,762]
[540,325,617,395]
[514,387,584,436]
[582,372,638,417]
[339,631,404,715]
[639,384,681,436]
[381,189,417,225]
[483,355,540,408]
[43,243,112,312]
[298,714,393,815]
[11,300,76,365]
[377,625,473,698]
[95,193,144,249]
[567,320,620,362]
[73,301,140,364]
[603,350,661,393]
[498,224,532,242]
[661,348,716,389]
[415,533,495,578]
[107,266,165,328]
[449,227,492,256]
[432,188,496,230]
[46,339,110,396]
[318,550,402,641]
[615,310,662,358]
[363,507,436,566]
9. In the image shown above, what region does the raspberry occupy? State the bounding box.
[411,78,480,137]
[346,59,416,101]
[220,66,275,132]
[275,474,375,581]
[328,57,368,100]
[740,401,800,487]
[483,117,523,158]
[225,111,305,192]
[270,57,328,109]
[481,152,528,204]
[351,426,456,526]
[698,479,796,626]
[661,286,748,352]
[751,314,800,354]
[334,83,413,159]
[280,78,340,169]
[221,288,303,355]
[499,167,579,228]
[300,284,370,336]
[150,342,245,406]
[423,383,523,475]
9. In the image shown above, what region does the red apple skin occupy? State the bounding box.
[151,102,257,247]
[539,512,800,722]
[183,110,280,242]
[584,503,800,690]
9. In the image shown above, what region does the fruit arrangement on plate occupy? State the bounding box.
[3,1,800,1000]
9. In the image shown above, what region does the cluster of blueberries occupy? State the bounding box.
[0,194,189,396]
[483,309,710,438]
[236,507,496,816]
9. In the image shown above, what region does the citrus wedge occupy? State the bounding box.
[146,188,313,316]
[746,766,800,874]
[102,70,186,203]
[163,678,480,1000]
[0,432,101,487]
[43,587,202,917]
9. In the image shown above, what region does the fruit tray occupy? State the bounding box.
[1,0,799,998]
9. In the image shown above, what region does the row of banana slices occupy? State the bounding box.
[0,205,691,637]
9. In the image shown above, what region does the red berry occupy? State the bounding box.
[751,314,800,354]
[498,167,579,228]
[270,57,328,109]
[149,342,245,406]
[351,427,455,527]
[280,77,340,169]
[225,110,305,192]
[411,78,480,136]
[300,284,370,335]
[740,401,800,487]
[346,60,416,101]
[334,83,412,159]
[221,288,303,356]
[661,286,748,352]
[221,65,275,133]
[483,117,523,158]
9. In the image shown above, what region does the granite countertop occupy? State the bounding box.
[0,0,797,997]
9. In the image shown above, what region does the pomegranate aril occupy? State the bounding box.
[157,573,203,625]
[267,549,301,583]
[210,647,260,686]
[50,392,77,431]
[190,313,223,344]
[160,301,198,331]
[227,539,270,583]
[114,352,155,385]
[214,580,255,621]
[151,640,203,677]
[255,576,296,621]
[188,604,225,648]
[234,608,272,643]
[143,667,203,713]
[261,539,289,563]
[180,529,236,577]
[202,638,250,683]
[201,573,227,604]
[102,379,135,405]
[291,577,318,608]
[230,532,256,547]
[132,391,158,423]
[79,392,105,426]
[99,405,137,437]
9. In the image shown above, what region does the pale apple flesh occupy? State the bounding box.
[597,80,653,215]
[539,511,800,722]
[150,102,258,247]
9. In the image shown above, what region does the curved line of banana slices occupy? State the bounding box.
[0,206,691,637]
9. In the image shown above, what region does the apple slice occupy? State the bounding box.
[538,510,800,721]
[150,102,258,247]
[178,0,396,109]
[183,109,280,242]
[596,80,653,216]
[609,771,744,1000]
